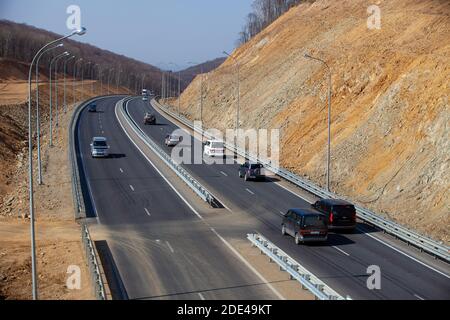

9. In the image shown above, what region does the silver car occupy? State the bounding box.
[165,134,181,147]
[90,137,110,158]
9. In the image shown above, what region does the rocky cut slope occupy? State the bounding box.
[174,0,450,243]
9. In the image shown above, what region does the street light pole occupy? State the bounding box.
[63,55,75,114]
[304,53,332,192]
[107,68,113,94]
[223,51,240,155]
[73,58,83,106]
[54,52,70,130]
[27,27,86,300]
[188,62,204,124]
[35,43,63,185]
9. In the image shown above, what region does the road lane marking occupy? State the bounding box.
[246,188,255,195]
[333,246,350,257]
[166,241,175,253]
[144,208,151,216]
[119,168,124,173]
[414,294,425,300]
[198,293,205,300]
[359,228,450,279]
[129,185,135,191]
[209,227,285,300]
[220,171,228,177]
[116,102,203,220]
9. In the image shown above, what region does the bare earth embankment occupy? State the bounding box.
[174,0,450,244]
[0,59,129,299]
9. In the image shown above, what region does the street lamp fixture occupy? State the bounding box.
[304,52,332,192]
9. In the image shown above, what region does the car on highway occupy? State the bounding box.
[88,103,97,112]
[142,95,148,102]
[238,162,265,181]
[311,199,357,232]
[90,137,110,158]
[281,208,328,244]
[203,139,225,158]
[165,134,181,147]
[144,113,156,125]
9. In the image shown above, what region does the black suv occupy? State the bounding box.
[144,113,156,125]
[238,162,264,181]
[312,199,357,232]
[281,208,328,244]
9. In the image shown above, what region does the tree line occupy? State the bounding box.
[0,20,181,96]
[237,0,305,45]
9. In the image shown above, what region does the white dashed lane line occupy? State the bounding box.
[129,185,135,191]
[220,171,228,177]
[119,168,124,173]
[166,241,175,253]
[198,293,205,300]
[414,294,425,300]
[246,188,255,195]
[332,246,350,257]
[144,208,151,216]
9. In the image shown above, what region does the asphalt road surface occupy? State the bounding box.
[75,96,281,300]
[120,96,450,300]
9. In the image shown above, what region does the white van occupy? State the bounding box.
[203,140,225,157]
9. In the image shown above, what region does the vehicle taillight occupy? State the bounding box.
[329,212,334,224]
[352,211,356,221]
[300,230,310,235]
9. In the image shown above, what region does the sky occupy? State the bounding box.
[0,0,253,70]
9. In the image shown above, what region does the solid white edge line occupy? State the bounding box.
[119,99,284,300]
[116,99,204,221]
[209,227,285,300]
[277,181,450,278]
[414,294,425,300]
[361,230,450,279]
[128,97,233,214]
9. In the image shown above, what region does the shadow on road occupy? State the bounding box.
[95,240,129,300]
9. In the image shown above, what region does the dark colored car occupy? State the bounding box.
[238,162,264,181]
[88,103,97,112]
[281,208,328,244]
[312,199,357,232]
[144,113,156,125]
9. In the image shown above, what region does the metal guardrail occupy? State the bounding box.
[118,97,221,208]
[81,223,106,300]
[247,233,348,300]
[154,99,450,262]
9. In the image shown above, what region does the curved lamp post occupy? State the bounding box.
[27,27,86,300]
[73,58,83,105]
[35,43,63,186]
[223,51,240,158]
[49,51,69,146]
[63,55,76,114]
[304,52,332,192]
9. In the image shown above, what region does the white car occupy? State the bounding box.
[203,140,225,157]
[90,137,110,158]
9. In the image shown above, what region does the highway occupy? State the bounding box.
[120,96,450,300]
[75,96,282,300]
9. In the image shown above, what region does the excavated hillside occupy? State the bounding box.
[174,0,450,243]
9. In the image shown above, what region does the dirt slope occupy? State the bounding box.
[174,0,450,243]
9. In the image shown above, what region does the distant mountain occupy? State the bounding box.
[179,58,226,90]
[0,20,179,95]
